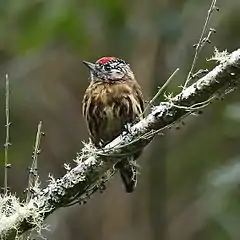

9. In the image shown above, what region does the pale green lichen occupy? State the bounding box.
[209,47,229,63]
[0,193,46,238]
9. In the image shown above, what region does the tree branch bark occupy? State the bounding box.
[1,48,240,239]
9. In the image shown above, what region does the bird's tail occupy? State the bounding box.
[117,158,139,193]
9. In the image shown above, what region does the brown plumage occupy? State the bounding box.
[82,56,144,193]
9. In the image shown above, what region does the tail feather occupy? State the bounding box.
[117,159,138,193]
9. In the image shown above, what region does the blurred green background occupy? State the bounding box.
[0,0,240,239]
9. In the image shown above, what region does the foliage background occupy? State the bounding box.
[0,0,240,239]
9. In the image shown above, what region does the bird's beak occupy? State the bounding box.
[82,61,96,72]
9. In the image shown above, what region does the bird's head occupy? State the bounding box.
[83,56,135,82]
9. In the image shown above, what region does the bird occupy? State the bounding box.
[82,56,144,193]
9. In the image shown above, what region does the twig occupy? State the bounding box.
[183,0,217,89]
[26,121,43,203]
[170,96,216,111]
[141,68,179,117]
[4,74,11,194]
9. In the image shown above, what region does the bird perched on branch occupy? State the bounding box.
[82,56,144,193]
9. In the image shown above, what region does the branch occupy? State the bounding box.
[4,74,11,194]
[1,48,240,239]
[26,121,43,203]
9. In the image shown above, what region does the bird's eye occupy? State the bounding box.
[104,64,111,71]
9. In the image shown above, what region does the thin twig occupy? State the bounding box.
[26,121,43,203]
[4,74,11,194]
[171,96,216,111]
[183,0,217,89]
[140,68,179,117]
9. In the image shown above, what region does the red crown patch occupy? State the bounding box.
[96,56,116,64]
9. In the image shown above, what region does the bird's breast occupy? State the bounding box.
[83,81,143,146]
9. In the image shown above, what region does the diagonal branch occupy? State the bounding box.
[1,48,240,239]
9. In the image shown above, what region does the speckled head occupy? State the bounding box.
[83,56,134,82]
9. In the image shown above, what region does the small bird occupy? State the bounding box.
[82,56,144,193]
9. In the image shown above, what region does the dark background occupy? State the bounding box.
[0,0,240,239]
